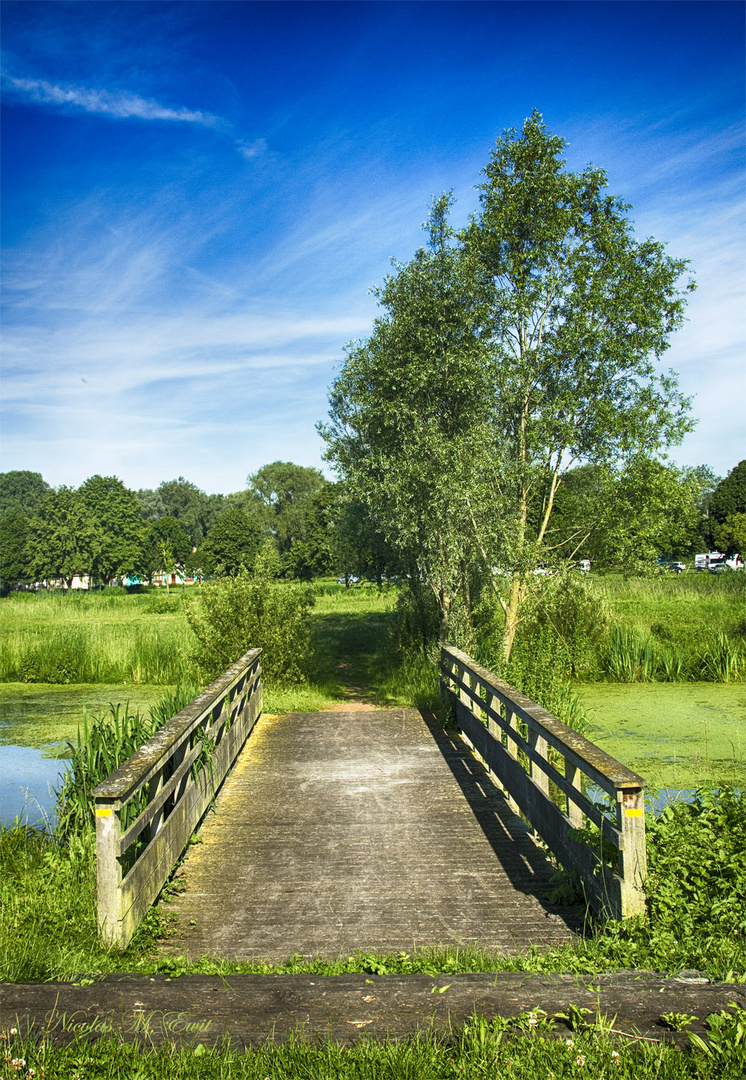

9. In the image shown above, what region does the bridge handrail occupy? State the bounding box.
[440,644,647,919]
[93,648,262,948]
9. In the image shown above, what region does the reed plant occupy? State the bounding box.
[55,684,201,838]
[603,625,746,683]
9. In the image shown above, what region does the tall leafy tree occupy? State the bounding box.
[550,458,703,569]
[140,516,193,582]
[322,114,694,658]
[26,486,99,588]
[198,508,263,577]
[157,477,217,546]
[0,510,31,593]
[321,195,491,637]
[707,461,746,555]
[248,462,329,558]
[462,112,694,658]
[0,471,50,593]
[78,475,146,584]
[135,487,166,522]
[708,461,746,527]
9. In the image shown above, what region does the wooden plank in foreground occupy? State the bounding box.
[2,973,743,1048]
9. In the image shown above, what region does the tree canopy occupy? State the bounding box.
[709,460,746,526]
[322,113,696,658]
[0,471,51,516]
[197,508,263,577]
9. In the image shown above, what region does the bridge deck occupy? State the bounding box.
[162,709,581,961]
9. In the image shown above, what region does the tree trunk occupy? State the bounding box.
[502,569,526,665]
[437,586,452,643]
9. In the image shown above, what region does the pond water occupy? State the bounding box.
[0,745,68,827]
[0,683,173,827]
[573,682,746,789]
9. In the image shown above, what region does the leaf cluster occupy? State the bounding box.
[186,559,315,684]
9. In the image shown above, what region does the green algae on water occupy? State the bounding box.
[573,682,746,788]
[0,682,176,752]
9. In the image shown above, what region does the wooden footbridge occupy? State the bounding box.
[93,647,648,955]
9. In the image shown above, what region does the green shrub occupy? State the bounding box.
[187,569,314,685]
[646,786,746,942]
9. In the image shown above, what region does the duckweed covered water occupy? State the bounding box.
[574,682,746,788]
[0,683,175,825]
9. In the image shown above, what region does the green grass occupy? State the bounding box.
[4,1020,745,1079]
[0,582,437,714]
[0,588,196,684]
[592,573,746,683]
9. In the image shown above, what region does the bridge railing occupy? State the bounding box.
[440,644,647,919]
[93,648,262,948]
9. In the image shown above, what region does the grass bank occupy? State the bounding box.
[0,588,194,684]
[592,573,745,683]
[4,1019,745,1079]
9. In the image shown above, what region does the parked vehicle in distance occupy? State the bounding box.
[657,556,686,574]
[695,551,744,573]
[578,559,591,573]
[336,575,360,584]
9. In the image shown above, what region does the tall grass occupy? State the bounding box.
[603,625,745,683]
[55,684,201,838]
[0,588,196,683]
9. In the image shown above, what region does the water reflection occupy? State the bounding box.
[0,745,69,827]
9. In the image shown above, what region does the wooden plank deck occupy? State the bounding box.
[162,709,582,961]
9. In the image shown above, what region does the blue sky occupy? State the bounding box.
[1,0,744,493]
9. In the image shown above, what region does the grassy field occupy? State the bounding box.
[0,582,429,744]
[0,588,194,684]
[591,572,745,682]
[1,575,743,784]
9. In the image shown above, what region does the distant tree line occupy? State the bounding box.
[0,458,743,597]
[0,462,397,595]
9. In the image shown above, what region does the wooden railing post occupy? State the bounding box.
[528,729,550,799]
[618,786,648,917]
[95,797,123,946]
[439,643,647,921]
[564,758,583,829]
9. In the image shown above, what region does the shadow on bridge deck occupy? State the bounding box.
[161,708,583,962]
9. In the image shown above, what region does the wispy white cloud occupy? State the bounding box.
[1,70,270,164]
[2,72,221,127]
[236,138,269,161]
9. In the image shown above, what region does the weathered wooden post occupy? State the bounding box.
[618,785,648,917]
[528,728,550,799]
[95,796,123,946]
[564,757,583,828]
